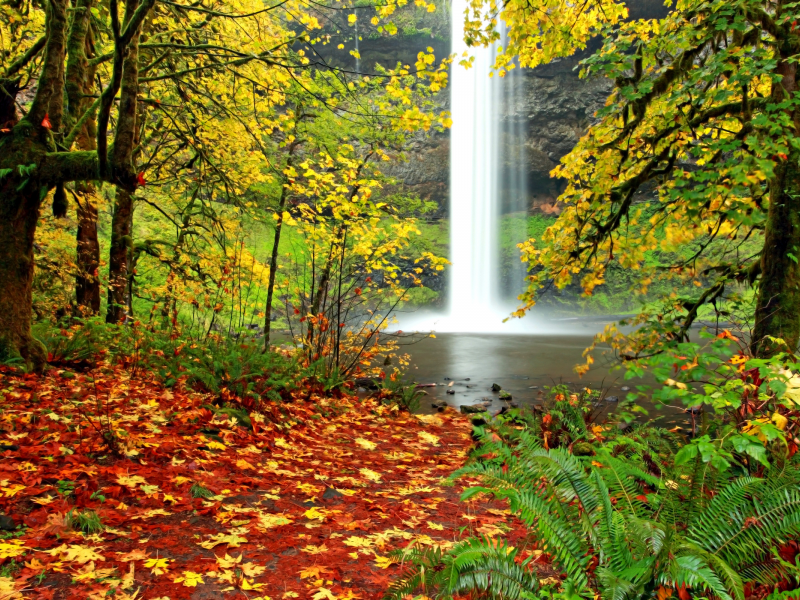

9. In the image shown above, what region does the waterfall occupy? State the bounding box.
[393,0,536,333]
[448,0,500,327]
[447,0,529,330]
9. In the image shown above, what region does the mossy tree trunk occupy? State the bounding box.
[66,0,102,315]
[107,188,134,323]
[752,55,800,357]
[0,0,153,369]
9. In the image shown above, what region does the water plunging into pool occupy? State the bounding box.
[397,0,534,333]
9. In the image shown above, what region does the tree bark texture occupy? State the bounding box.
[752,56,800,356]
[107,188,134,323]
[75,199,101,314]
[66,0,102,314]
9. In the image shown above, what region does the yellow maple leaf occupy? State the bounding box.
[304,506,329,521]
[73,561,117,582]
[144,557,171,575]
[283,593,300,599]
[116,474,147,488]
[416,431,440,446]
[216,553,242,569]
[48,544,105,564]
[200,532,248,549]
[241,577,265,590]
[207,440,226,450]
[355,438,377,451]
[0,540,27,559]
[374,555,396,569]
[174,571,204,587]
[236,459,255,470]
[300,544,328,554]
[359,468,381,482]
[242,562,266,577]
[312,587,337,600]
[342,536,372,548]
[0,576,22,600]
[426,521,444,531]
[299,565,333,579]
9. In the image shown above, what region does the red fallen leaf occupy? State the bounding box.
[136,171,146,186]
[354,287,362,295]
[502,463,508,474]
[778,153,788,161]
[294,308,300,314]
[677,583,691,600]
[636,494,649,503]
[41,113,52,129]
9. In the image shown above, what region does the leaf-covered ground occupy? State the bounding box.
[0,365,534,599]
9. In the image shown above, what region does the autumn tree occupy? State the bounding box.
[0,0,444,369]
[463,0,800,356]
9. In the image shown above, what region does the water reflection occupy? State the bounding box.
[400,333,689,427]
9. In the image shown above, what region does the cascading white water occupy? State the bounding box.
[448,0,500,326]
[393,0,538,333]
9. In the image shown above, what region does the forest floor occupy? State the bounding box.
[0,363,538,600]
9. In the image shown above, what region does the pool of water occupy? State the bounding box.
[398,331,690,427]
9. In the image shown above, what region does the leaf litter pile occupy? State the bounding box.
[0,365,533,599]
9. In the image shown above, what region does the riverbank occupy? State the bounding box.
[0,364,536,599]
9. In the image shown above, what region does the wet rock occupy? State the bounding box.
[605,396,619,403]
[621,386,631,392]
[491,383,502,392]
[464,378,471,381]
[0,515,14,531]
[323,487,343,500]
[446,389,455,395]
[466,385,475,388]
[460,403,489,414]
[355,377,379,390]
[431,400,447,409]
[498,390,512,400]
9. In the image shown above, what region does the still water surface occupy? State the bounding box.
[399,332,690,427]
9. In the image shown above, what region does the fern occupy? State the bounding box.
[390,417,800,600]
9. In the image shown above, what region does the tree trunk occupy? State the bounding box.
[75,198,101,315]
[752,57,800,356]
[0,185,47,370]
[107,188,134,323]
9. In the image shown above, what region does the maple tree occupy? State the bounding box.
[460,0,800,357]
[0,0,448,372]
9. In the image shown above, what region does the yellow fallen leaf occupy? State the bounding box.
[199,533,247,549]
[174,571,204,587]
[116,475,147,488]
[47,544,104,564]
[355,438,377,451]
[143,557,171,575]
[0,540,27,559]
[242,562,266,577]
[236,459,256,470]
[359,468,381,482]
[343,536,372,548]
[374,555,396,569]
[300,544,328,555]
[417,432,440,446]
[312,587,337,600]
[426,521,444,531]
